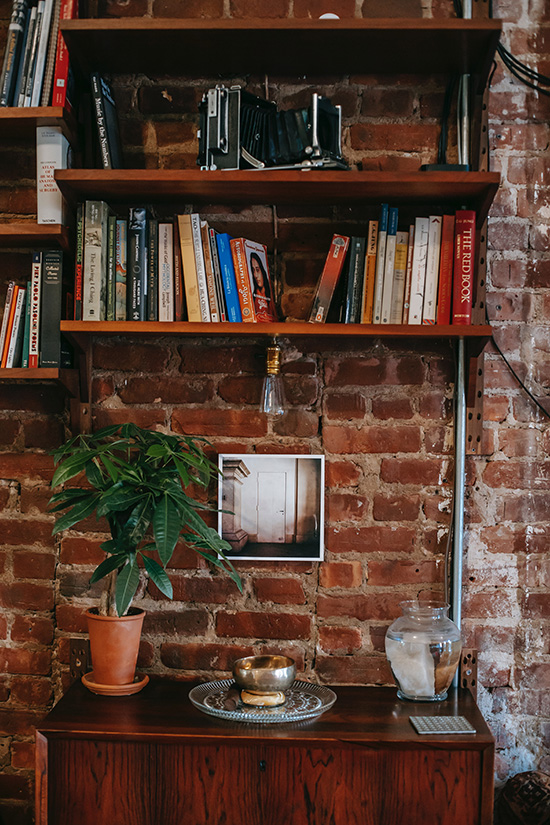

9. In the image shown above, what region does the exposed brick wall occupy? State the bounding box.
[0,0,549,821]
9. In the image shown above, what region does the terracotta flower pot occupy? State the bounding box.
[84,607,146,693]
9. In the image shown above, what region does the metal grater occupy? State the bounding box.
[409,715,476,734]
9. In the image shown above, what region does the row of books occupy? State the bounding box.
[76,202,278,324]
[0,0,76,109]
[0,249,66,369]
[309,207,476,325]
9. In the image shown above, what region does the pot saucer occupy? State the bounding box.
[82,671,149,696]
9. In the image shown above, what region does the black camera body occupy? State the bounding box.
[197,85,348,171]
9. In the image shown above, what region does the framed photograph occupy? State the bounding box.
[218,454,325,561]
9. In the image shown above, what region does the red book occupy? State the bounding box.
[308,234,350,323]
[451,210,476,325]
[52,0,78,110]
[436,214,455,325]
[231,237,277,323]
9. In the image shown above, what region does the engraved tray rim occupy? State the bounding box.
[189,679,337,724]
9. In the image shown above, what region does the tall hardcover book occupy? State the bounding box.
[308,234,350,323]
[0,0,29,106]
[39,248,63,367]
[231,237,255,322]
[215,232,242,322]
[36,125,70,224]
[115,218,127,321]
[30,0,54,106]
[408,216,430,325]
[201,220,220,322]
[82,199,110,321]
[360,220,378,323]
[177,213,201,322]
[39,0,61,106]
[147,217,158,322]
[73,202,83,320]
[389,230,409,325]
[372,203,389,324]
[0,281,16,363]
[22,0,44,107]
[344,236,366,324]
[51,0,77,109]
[12,4,33,105]
[5,285,26,367]
[105,213,117,321]
[90,72,123,169]
[436,214,455,325]
[401,222,415,324]
[422,215,442,324]
[158,221,174,322]
[190,213,210,322]
[452,209,476,325]
[28,252,42,367]
[21,279,31,367]
[128,206,148,322]
[208,226,227,322]
[231,237,277,323]
[172,217,185,322]
[380,206,398,325]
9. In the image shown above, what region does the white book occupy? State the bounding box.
[158,221,174,322]
[5,286,26,367]
[422,215,442,325]
[380,207,398,325]
[36,125,69,224]
[372,203,388,324]
[408,216,430,325]
[30,0,54,106]
[389,230,409,325]
[190,213,211,322]
[83,200,110,321]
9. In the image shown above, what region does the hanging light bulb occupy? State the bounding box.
[260,343,285,416]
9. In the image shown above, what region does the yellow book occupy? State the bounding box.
[177,214,201,322]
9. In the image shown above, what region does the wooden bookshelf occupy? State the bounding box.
[0,368,79,395]
[0,223,71,250]
[0,106,77,143]
[60,18,501,90]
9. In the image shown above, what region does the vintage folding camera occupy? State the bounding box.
[197,85,348,171]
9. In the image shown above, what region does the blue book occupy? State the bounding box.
[215,232,242,322]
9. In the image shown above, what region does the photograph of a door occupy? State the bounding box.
[218,454,325,561]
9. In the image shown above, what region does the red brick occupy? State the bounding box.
[483,461,550,489]
[367,560,440,586]
[0,456,53,483]
[11,741,35,771]
[325,459,361,489]
[371,396,414,420]
[294,0,355,16]
[171,409,267,438]
[283,376,319,407]
[119,376,214,405]
[462,591,515,620]
[59,536,106,565]
[0,582,53,611]
[92,408,166,430]
[324,425,421,455]
[499,429,540,457]
[160,642,254,671]
[0,616,6,639]
[315,654,392,685]
[11,616,54,646]
[319,561,362,588]
[350,123,440,153]
[149,576,239,604]
[10,677,52,707]
[325,392,367,420]
[19,485,54,515]
[216,611,311,639]
[0,710,41,736]
[178,345,263,374]
[218,376,261,406]
[273,410,319,438]
[372,494,420,522]
[253,577,306,604]
[13,551,55,579]
[0,419,19,446]
[0,648,50,676]
[318,593,404,621]
[22,419,64,449]
[142,609,209,636]
[325,354,425,387]
[93,342,170,371]
[0,385,64,414]
[0,774,30,800]
[326,493,368,522]
[318,626,362,654]
[326,524,415,554]
[229,0,289,16]
[484,395,510,422]
[55,604,88,633]
[380,458,447,485]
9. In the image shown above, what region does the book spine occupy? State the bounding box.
[452,209,476,325]
[308,234,350,323]
[128,206,148,322]
[437,214,455,325]
[12,5,32,105]
[99,74,122,169]
[28,253,42,366]
[244,238,277,323]
[215,233,242,322]
[5,285,26,367]
[158,221,174,322]
[372,203,389,324]
[208,227,227,322]
[147,217,158,322]
[105,213,116,321]
[39,248,63,367]
[0,281,16,362]
[30,0,54,106]
[21,279,31,367]
[177,214,201,322]
[0,0,29,106]
[389,230,409,325]
[82,199,109,321]
[422,215,442,324]
[231,238,256,322]
[401,222,415,324]
[51,0,76,109]
[408,216,430,325]
[172,217,185,322]
[360,220,378,323]
[190,213,210,322]
[344,236,366,324]
[115,218,127,321]
[36,124,68,225]
[73,202,83,320]
[380,206,398,324]
[39,0,61,106]
[22,0,44,107]
[200,220,219,322]
[1,284,21,367]
[91,71,111,169]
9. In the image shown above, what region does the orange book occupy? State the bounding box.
[436,214,455,325]
[1,284,21,368]
[308,234,350,323]
[360,220,378,323]
[452,210,476,325]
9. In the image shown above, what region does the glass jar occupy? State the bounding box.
[385,600,462,701]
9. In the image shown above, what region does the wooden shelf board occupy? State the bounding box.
[60,18,501,89]
[0,367,79,395]
[0,106,77,143]
[54,170,500,223]
[0,223,71,250]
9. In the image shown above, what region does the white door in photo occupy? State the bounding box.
[257,472,286,543]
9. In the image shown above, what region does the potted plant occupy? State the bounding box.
[49,423,241,694]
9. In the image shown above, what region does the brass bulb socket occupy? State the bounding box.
[266,345,281,375]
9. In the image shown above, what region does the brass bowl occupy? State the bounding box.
[232,655,297,693]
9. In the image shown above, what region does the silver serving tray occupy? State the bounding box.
[189,679,337,724]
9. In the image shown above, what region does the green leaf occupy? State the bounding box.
[122,497,153,548]
[51,452,95,488]
[152,493,181,567]
[115,558,140,617]
[90,553,127,583]
[141,554,173,599]
[96,485,145,516]
[52,494,101,534]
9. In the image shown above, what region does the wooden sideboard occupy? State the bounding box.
[35,680,494,825]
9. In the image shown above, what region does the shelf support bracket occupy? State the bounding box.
[67,333,92,434]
